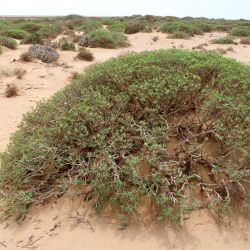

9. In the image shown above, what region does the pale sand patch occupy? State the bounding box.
[0,32,249,250]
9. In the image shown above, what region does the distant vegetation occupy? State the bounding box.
[212,36,236,44]
[0,36,17,49]
[79,29,128,49]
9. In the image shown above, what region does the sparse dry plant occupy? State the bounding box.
[5,83,19,97]
[20,51,33,62]
[76,48,94,61]
[14,68,26,79]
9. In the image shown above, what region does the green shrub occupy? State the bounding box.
[58,38,75,51]
[37,25,61,39]
[21,33,43,44]
[0,45,2,54]
[0,30,29,39]
[79,29,128,49]
[230,26,250,37]
[212,36,236,44]
[124,21,145,34]
[108,22,127,32]
[0,50,249,222]
[0,21,10,31]
[197,23,213,32]
[170,31,190,39]
[101,18,115,26]
[76,20,102,33]
[76,48,94,61]
[159,21,201,36]
[17,22,42,33]
[0,36,17,49]
[214,25,232,32]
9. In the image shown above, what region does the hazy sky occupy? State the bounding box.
[1,0,249,19]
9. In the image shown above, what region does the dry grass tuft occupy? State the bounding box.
[14,68,26,79]
[5,83,19,97]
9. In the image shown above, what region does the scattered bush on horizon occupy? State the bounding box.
[29,44,59,63]
[108,22,127,32]
[21,33,43,44]
[159,21,203,36]
[124,21,145,34]
[17,22,42,33]
[37,25,61,39]
[79,29,128,49]
[211,36,236,44]
[76,19,102,33]
[76,48,94,61]
[0,36,17,49]
[0,30,29,40]
[170,31,190,39]
[0,50,249,222]
[230,26,250,37]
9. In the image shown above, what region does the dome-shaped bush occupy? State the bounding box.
[0,49,249,220]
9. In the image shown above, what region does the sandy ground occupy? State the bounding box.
[0,31,250,249]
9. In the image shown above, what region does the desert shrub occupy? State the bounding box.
[240,37,250,45]
[0,50,249,222]
[108,22,127,32]
[17,22,42,33]
[71,34,81,43]
[159,21,203,36]
[58,38,75,51]
[0,21,10,31]
[0,36,17,49]
[20,51,33,62]
[124,21,145,34]
[14,68,26,79]
[29,44,59,63]
[76,20,102,33]
[76,48,94,61]
[212,36,236,44]
[21,33,43,44]
[152,36,159,42]
[197,23,213,32]
[37,25,61,39]
[226,46,234,52]
[101,18,115,26]
[230,26,250,37]
[170,31,190,39]
[5,83,18,97]
[214,25,232,32]
[142,25,153,33]
[79,29,128,49]
[0,30,29,39]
